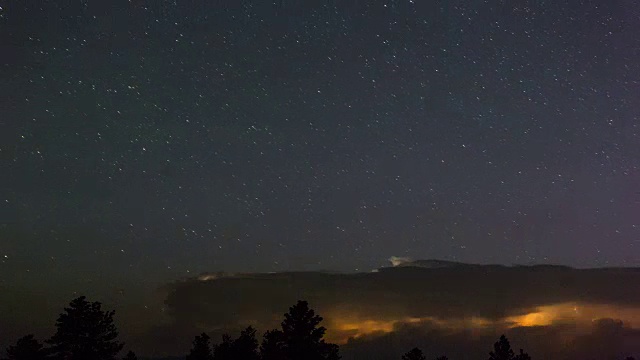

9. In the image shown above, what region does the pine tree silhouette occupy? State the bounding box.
[401,347,426,360]
[213,334,233,360]
[488,335,530,360]
[260,300,340,360]
[4,334,48,360]
[231,326,260,360]
[260,329,286,360]
[186,333,213,360]
[122,350,137,360]
[213,327,259,360]
[514,349,531,360]
[46,296,124,360]
[489,335,514,360]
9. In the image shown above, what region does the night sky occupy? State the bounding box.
[2,0,640,294]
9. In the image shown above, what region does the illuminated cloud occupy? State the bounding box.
[389,256,412,266]
[135,263,640,357]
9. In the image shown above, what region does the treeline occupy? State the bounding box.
[184,300,338,360]
[2,296,638,360]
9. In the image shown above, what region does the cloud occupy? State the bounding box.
[389,256,412,266]
[341,317,640,360]
[134,264,640,358]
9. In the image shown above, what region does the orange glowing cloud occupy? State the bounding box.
[324,302,640,344]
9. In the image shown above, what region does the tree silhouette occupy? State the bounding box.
[261,300,340,360]
[47,296,124,360]
[514,349,531,360]
[488,335,530,360]
[186,333,213,360]
[4,334,48,360]
[435,356,449,360]
[213,334,233,360]
[260,329,286,360]
[402,347,426,360]
[212,327,258,360]
[122,350,137,360]
[232,326,260,360]
[488,335,514,360]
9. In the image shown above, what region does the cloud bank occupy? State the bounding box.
[134,262,640,358]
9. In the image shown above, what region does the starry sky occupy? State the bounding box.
[2,0,640,294]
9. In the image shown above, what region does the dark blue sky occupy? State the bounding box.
[2,0,639,292]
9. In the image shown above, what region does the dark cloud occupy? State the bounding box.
[342,318,640,360]
[132,264,640,357]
